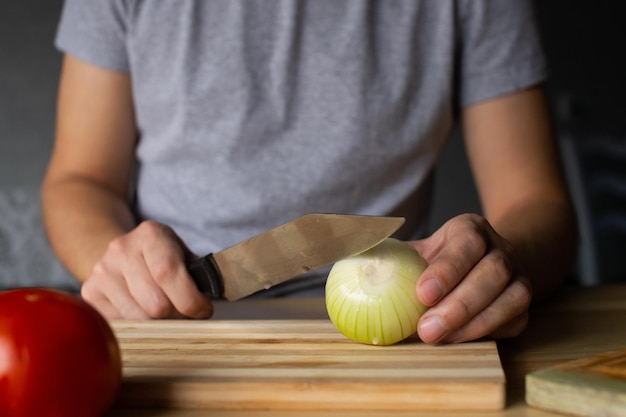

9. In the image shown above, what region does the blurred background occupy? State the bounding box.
[0,0,624,291]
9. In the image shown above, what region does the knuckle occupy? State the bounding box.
[509,279,533,310]
[459,215,495,249]
[455,309,493,341]
[136,220,173,241]
[80,281,96,301]
[450,296,474,320]
[89,260,107,279]
[472,313,494,337]
[436,262,463,289]
[143,294,174,318]
[458,213,490,234]
[106,235,130,258]
[83,262,110,298]
[79,282,109,316]
[459,222,488,256]
[456,213,484,226]
[487,250,513,284]
[499,237,515,257]
[150,255,181,285]
[469,213,491,229]
[136,219,160,234]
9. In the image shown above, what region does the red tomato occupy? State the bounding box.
[0,288,122,417]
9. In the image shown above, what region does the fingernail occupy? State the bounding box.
[419,316,446,343]
[419,278,443,305]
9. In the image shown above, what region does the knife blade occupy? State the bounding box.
[187,213,405,300]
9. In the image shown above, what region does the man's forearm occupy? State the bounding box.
[490,198,578,301]
[41,176,136,282]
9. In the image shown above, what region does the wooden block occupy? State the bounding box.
[526,348,626,417]
[111,320,505,411]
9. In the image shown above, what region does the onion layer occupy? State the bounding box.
[325,238,428,345]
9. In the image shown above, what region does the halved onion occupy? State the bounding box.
[325,238,428,345]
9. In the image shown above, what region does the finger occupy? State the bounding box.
[127,258,176,319]
[123,253,179,318]
[130,221,214,319]
[143,242,214,319]
[88,226,166,319]
[149,259,213,319]
[487,311,529,339]
[107,285,153,320]
[440,277,531,343]
[415,217,491,306]
[87,294,123,320]
[81,268,151,320]
[417,246,514,343]
[80,283,121,319]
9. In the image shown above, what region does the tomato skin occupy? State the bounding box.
[0,288,122,417]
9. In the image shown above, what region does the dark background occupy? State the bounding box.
[0,1,624,289]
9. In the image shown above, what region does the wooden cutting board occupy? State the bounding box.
[111,320,505,411]
[526,348,626,417]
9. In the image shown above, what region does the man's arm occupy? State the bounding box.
[42,55,213,320]
[412,86,577,344]
[463,86,577,299]
[42,54,138,281]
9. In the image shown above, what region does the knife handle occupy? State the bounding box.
[187,254,224,299]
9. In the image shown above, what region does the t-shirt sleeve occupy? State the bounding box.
[54,0,130,72]
[457,0,547,107]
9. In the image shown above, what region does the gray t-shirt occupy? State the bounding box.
[55,0,546,296]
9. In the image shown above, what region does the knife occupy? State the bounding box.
[187,213,405,300]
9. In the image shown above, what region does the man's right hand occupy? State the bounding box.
[81,220,214,320]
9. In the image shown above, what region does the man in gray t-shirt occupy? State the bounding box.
[43,0,577,344]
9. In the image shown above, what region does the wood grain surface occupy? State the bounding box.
[112,320,505,411]
[526,348,626,417]
[104,285,626,417]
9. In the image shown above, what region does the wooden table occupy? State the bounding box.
[107,284,626,416]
